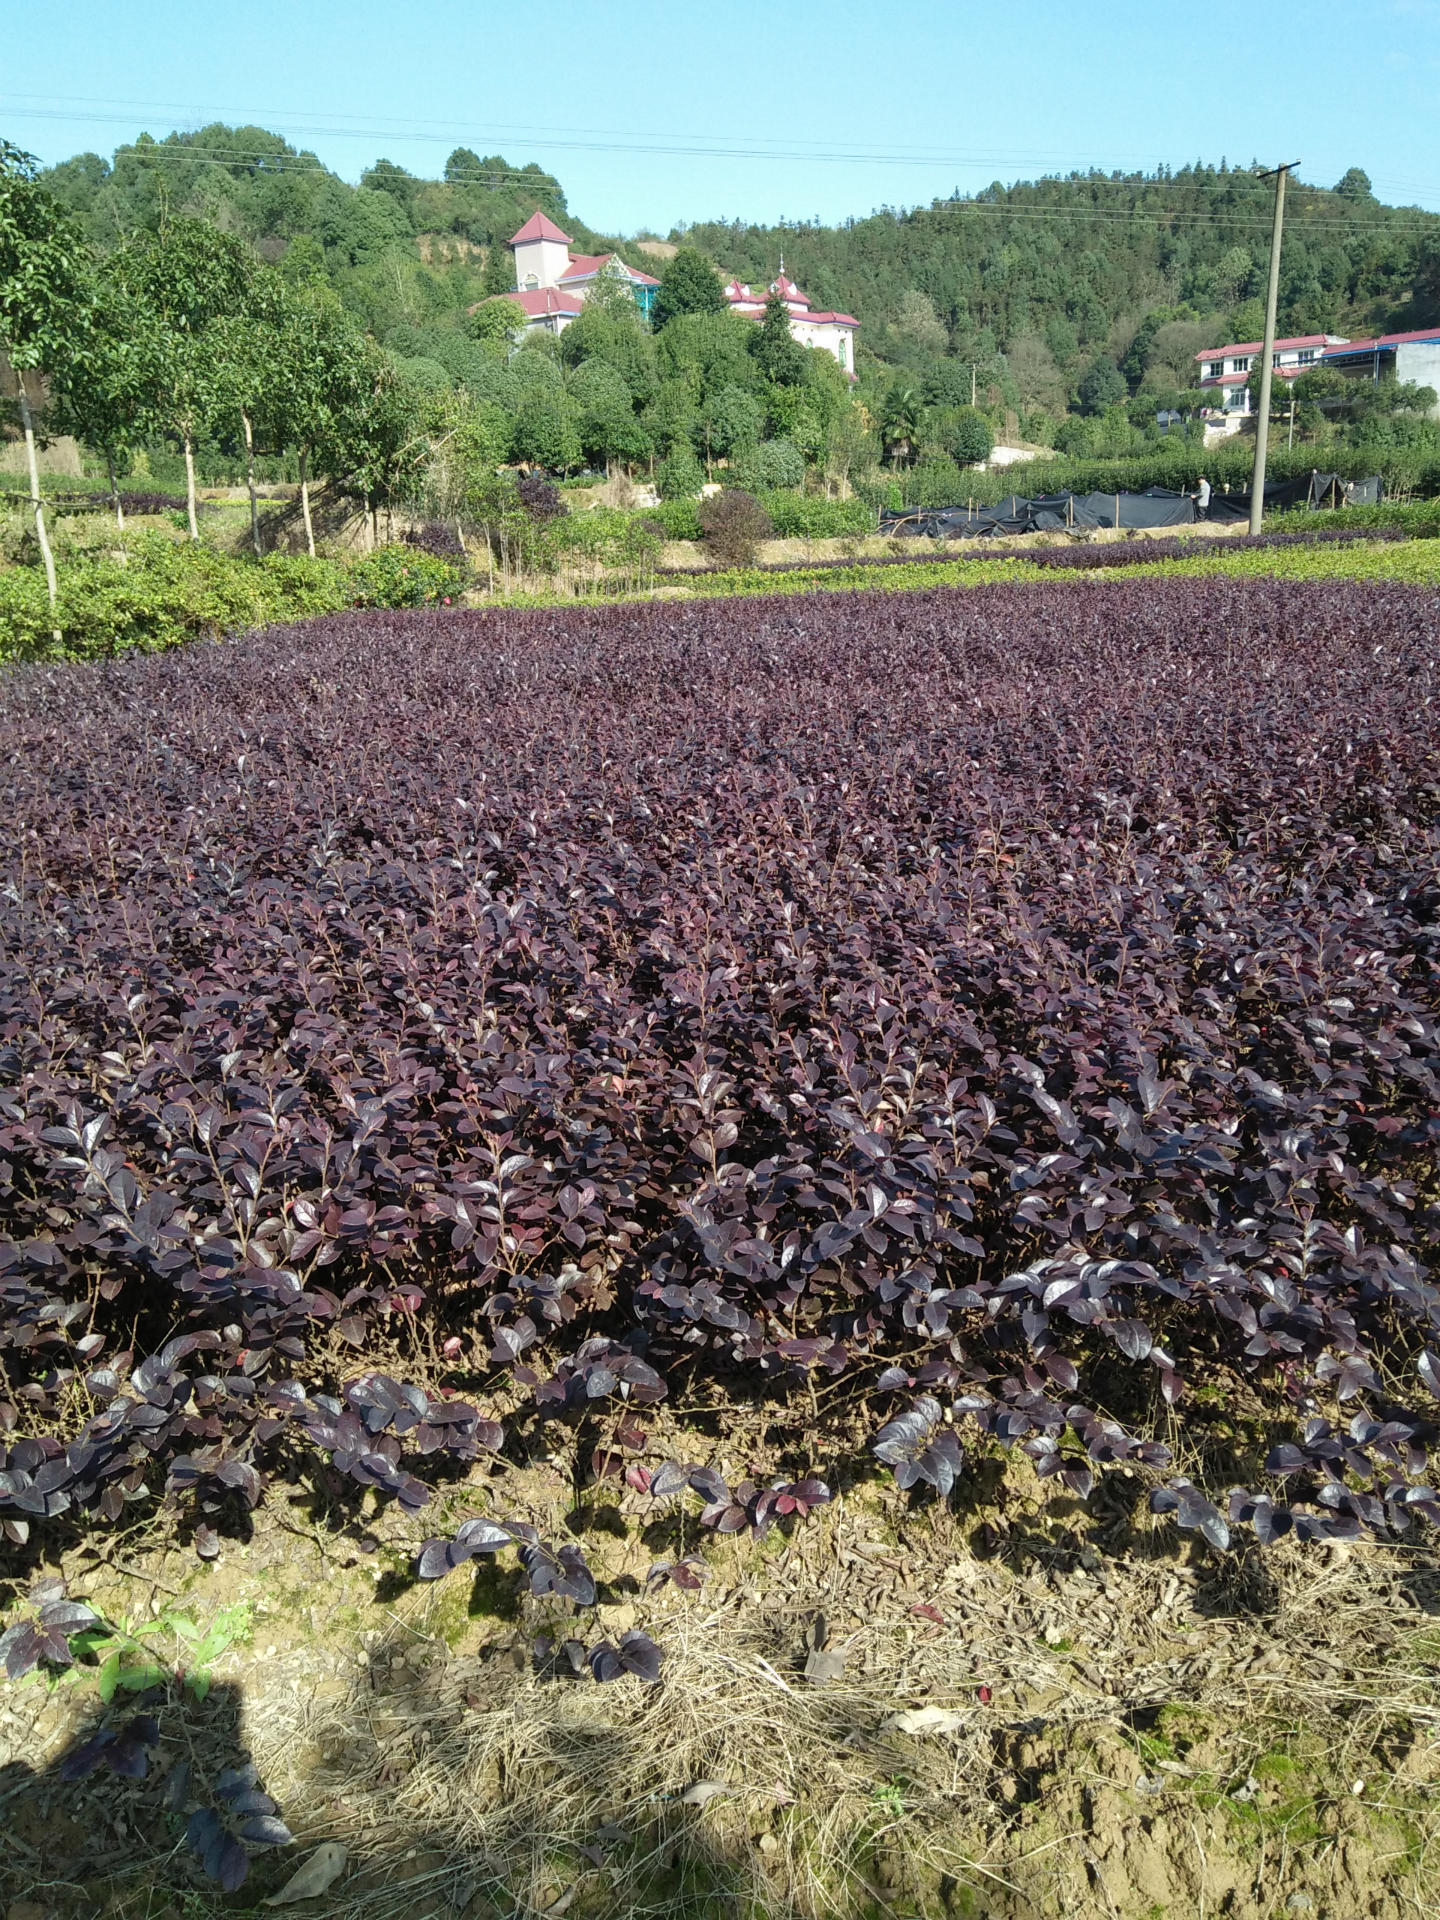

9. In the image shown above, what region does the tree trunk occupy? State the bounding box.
[241,410,261,557]
[183,437,199,540]
[15,376,59,630]
[299,447,315,558]
[106,450,125,531]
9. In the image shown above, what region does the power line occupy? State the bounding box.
[10,113,1439,237]
[20,139,1440,237]
[6,94,1438,212]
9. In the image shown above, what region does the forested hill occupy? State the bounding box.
[39,125,1440,395]
[687,167,1440,382]
[39,124,634,343]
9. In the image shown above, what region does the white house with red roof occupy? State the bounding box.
[499,211,661,334]
[1194,332,1351,420]
[721,264,859,374]
[491,216,860,371]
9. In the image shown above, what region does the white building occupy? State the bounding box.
[1318,328,1440,416]
[498,212,661,335]
[720,266,859,375]
[486,217,860,372]
[1194,332,1351,419]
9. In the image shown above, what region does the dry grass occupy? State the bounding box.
[4,1465,1440,1920]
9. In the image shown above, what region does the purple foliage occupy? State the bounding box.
[403,521,467,561]
[2,577,1440,1551]
[516,475,565,522]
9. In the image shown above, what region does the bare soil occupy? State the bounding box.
[3,1453,1437,1920]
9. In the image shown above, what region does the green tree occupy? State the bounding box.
[1078,355,1127,415]
[444,147,485,184]
[656,311,758,399]
[50,264,151,529]
[512,385,582,473]
[656,444,704,498]
[651,246,727,329]
[570,358,649,472]
[467,296,526,354]
[1334,168,1373,201]
[326,350,426,543]
[645,375,700,457]
[822,400,875,495]
[701,382,764,467]
[750,293,805,386]
[880,382,923,466]
[0,140,93,615]
[949,407,993,467]
[560,270,659,404]
[479,240,517,299]
[266,281,373,555]
[110,217,256,537]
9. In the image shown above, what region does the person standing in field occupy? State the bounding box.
[1195,475,1211,518]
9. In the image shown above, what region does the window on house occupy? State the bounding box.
[524,274,538,289]
[1230,357,1249,374]
[1297,349,1315,365]
[1205,361,1224,378]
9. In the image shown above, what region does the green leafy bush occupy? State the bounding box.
[731,438,805,492]
[852,470,904,513]
[544,508,663,575]
[342,545,468,609]
[655,446,705,500]
[903,455,967,509]
[757,492,873,538]
[0,533,467,663]
[648,497,704,541]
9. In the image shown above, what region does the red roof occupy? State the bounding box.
[559,252,661,287]
[486,287,585,320]
[1324,327,1440,354]
[509,212,573,247]
[1195,333,1336,361]
[1199,367,1306,387]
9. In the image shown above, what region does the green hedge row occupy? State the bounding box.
[0,533,466,664]
[646,491,874,543]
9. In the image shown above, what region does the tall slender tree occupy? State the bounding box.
[109,218,254,538]
[0,140,93,622]
[268,283,374,556]
[50,266,154,529]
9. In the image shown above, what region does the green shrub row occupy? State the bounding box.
[644,490,873,544]
[0,533,466,664]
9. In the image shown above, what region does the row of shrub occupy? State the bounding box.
[951,440,1440,509]
[646,491,873,543]
[0,532,467,664]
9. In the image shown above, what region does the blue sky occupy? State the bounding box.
[6,0,1439,233]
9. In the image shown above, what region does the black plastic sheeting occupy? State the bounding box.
[880,472,1383,540]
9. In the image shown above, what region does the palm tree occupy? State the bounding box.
[880,383,923,468]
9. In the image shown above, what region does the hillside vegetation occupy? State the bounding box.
[37,128,1440,471]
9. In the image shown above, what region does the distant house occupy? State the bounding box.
[481,217,860,370]
[1317,328,1440,415]
[720,265,859,374]
[1194,333,1351,418]
[493,212,661,335]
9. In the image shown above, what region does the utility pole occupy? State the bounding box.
[1249,160,1299,535]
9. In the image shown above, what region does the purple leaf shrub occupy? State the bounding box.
[2,576,1439,1550]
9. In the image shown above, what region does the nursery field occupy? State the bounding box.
[3,575,1440,1917]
